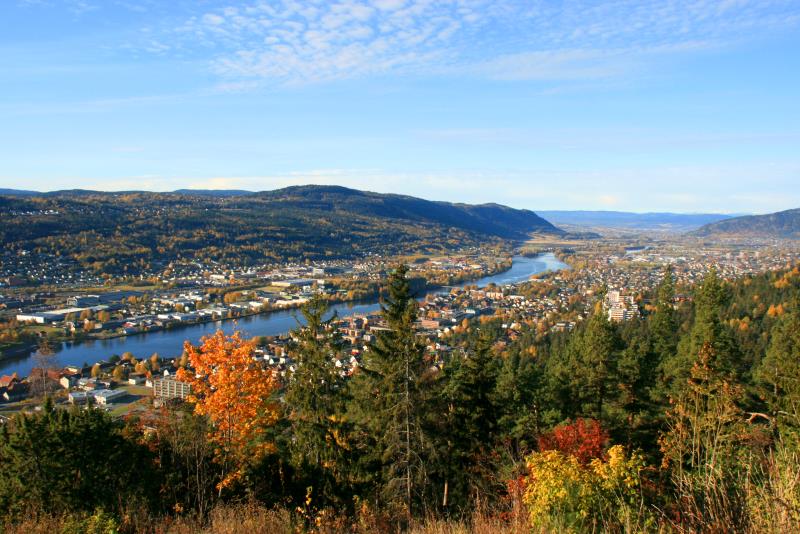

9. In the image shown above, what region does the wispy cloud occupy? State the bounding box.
[14,0,800,87]
[175,0,493,85]
[463,40,718,81]
[148,0,800,86]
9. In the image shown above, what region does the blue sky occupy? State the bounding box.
[1,0,799,213]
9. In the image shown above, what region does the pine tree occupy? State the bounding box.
[614,324,659,447]
[284,294,350,505]
[541,332,577,425]
[649,265,680,406]
[688,269,731,361]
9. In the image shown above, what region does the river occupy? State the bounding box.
[1,253,567,377]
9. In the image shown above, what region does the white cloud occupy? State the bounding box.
[171,0,495,85]
[202,13,225,26]
[468,49,631,81]
[164,0,798,86]
[373,0,406,11]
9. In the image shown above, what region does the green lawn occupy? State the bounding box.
[23,325,63,335]
[120,384,153,396]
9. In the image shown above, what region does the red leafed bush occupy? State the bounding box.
[536,418,608,464]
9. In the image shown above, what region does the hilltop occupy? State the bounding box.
[692,207,800,239]
[0,188,39,196]
[0,185,562,274]
[254,185,560,240]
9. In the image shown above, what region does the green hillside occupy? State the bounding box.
[0,185,562,274]
[692,207,800,238]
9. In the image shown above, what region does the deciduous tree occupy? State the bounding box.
[177,330,280,493]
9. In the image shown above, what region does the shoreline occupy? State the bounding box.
[3,255,535,372]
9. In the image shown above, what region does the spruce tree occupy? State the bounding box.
[284,294,349,505]
[687,269,730,359]
[613,320,666,450]
[649,265,679,405]
[651,265,678,364]
[437,330,499,512]
[0,404,157,518]
[664,269,738,398]
[660,342,749,530]
[569,302,619,421]
[757,300,800,426]
[497,347,545,449]
[348,264,430,522]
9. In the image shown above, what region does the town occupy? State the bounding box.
[3,1,799,529]
[2,237,798,420]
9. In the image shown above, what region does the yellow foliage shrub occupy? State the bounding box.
[523,445,650,532]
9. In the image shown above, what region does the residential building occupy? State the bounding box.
[153,376,191,400]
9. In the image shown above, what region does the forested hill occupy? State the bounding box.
[692,207,800,239]
[254,185,561,240]
[0,185,562,272]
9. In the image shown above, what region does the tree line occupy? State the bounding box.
[2,263,800,532]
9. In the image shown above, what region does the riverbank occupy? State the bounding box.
[7,257,516,356]
[0,254,567,378]
[0,342,37,362]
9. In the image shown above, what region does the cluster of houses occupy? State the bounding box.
[0,250,111,287]
[0,359,197,410]
[7,250,515,340]
[14,290,143,326]
[11,285,315,336]
[158,259,353,288]
[0,249,106,288]
[605,290,641,322]
[6,245,798,420]
[0,373,29,402]
[549,245,800,325]
[608,246,800,289]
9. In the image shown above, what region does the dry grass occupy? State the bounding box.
[408,512,530,534]
[5,472,800,534]
[0,505,530,534]
[1,514,65,534]
[162,502,294,534]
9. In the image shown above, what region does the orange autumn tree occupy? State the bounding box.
[177,330,279,492]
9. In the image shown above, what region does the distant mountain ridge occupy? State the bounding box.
[0,185,563,272]
[255,185,563,240]
[1,185,563,241]
[0,188,40,196]
[538,210,734,232]
[692,208,800,239]
[173,189,253,197]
